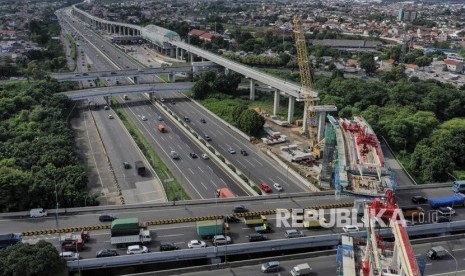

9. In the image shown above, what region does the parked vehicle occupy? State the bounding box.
[343,225,359,233]
[284,229,305,238]
[0,233,21,249]
[30,208,47,218]
[127,245,148,254]
[427,246,447,259]
[411,196,428,204]
[290,263,312,276]
[96,249,118,258]
[188,240,206,249]
[135,161,146,176]
[195,219,228,239]
[429,193,465,208]
[261,261,280,273]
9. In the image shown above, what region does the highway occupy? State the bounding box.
[58,9,251,199]
[156,92,309,193]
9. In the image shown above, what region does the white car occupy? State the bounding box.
[60,252,80,261]
[273,183,283,192]
[188,240,207,249]
[212,235,231,245]
[342,225,359,233]
[127,245,148,255]
[141,116,147,121]
[227,148,236,154]
[438,207,455,216]
[201,154,209,160]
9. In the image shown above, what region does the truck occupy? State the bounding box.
[291,210,326,228]
[244,215,267,226]
[401,206,425,220]
[0,233,21,249]
[110,218,151,248]
[61,239,84,251]
[59,230,90,243]
[158,124,166,133]
[429,193,465,208]
[290,263,312,276]
[427,246,447,259]
[216,188,235,198]
[195,220,229,239]
[134,161,146,176]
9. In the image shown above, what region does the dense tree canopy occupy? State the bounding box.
[0,81,97,211]
[0,240,64,276]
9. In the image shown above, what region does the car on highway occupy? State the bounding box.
[436,216,451,223]
[260,182,272,193]
[60,252,80,261]
[225,214,241,223]
[284,229,304,238]
[170,151,180,160]
[123,162,130,169]
[200,118,206,123]
[187,240,207,249]
[158,115,163,121]
[248,233,267,242]
[127,245,149,255]
[411,196,428,204]
[404,220,414,227]
[160,242,179,252]
[261,261,280,273]
[204,134,212,141]
[228,148,236,154]
[99,214,117,222]
[189,153,198,158]
[240,149,248,156]
[233,205,249,213]
[212,235,232,245]
[437,207,455,216]
[160,98,165,102]
[343,225,359,233]
[141,116,147,121]
[104,105,109,110]
[183,116,190,122]
[273,183,283,192]
[108,114,114,119]
[96,249,118,258]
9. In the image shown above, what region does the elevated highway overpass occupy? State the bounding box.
[58,82,194,100]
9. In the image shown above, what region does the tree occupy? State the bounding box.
[191,79,211,100]
[0,240,64,276]
[237,109,265,136]
[232,104,249,125]
[358,53,377,74]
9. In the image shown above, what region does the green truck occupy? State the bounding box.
[110,218,151,247]
[196,220,228,239]
[244,215,267,226]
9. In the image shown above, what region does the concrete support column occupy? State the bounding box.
[273,89,280,115]
[318,111,326,142]
[287,96,295,123]
[302,105,308,134]
[249,79,255,100]
[170,47,175,58]
[149,92,154,101]
[189,52,193,63]
[168,73,175,83]
[175,47,179,60]
[133,76,139,84]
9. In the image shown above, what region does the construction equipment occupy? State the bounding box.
[293,17,318,155]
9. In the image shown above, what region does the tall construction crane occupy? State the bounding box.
[293,17,318,150]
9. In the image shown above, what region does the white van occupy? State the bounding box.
[30,208,47,218]
[60,251,80,261]
[452,180,465,193]
[291,263,312,276]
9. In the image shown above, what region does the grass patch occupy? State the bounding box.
[453,170,465,180]
[111,99,190,201]
[252,186,262,195]
[158,75,169,83]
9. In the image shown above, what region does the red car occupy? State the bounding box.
[260,182,272,193]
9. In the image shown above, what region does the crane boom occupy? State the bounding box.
[293,17,317,148]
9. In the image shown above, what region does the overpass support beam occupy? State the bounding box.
[287,96,295,123]
[273,89,280,115]
[249,79,255,100]
[317,111,326,142]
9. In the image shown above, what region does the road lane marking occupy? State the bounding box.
[200,181,208,190]
[188,168,195,175]
[198,167,204,174]
[158,234,184,238]
[210,180,218,188]
[244,159,255,168]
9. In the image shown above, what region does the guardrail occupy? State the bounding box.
[66,220,465,271]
